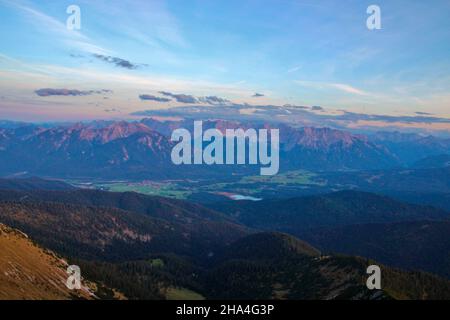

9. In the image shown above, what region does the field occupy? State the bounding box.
[71,180,194,199]
[239,170,324,185]
[66,170,329,201]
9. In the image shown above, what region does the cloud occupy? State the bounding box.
[283,104,309,109]
[84,0,187,48]
[287,66,301,73]
[104,108,120,113]
[93,54,141,69]
[312,106,324,111]
[295,81,368,96]
[69,53,84,58]
[139,94,171,102]
[252,93,265,97]
[415,111,434,116]
[199,96,230,105]
[35,88,112,97]
[330,83,368,95]
[334,111,450,124]
[1,62,252,107]
[159,91,198,103]
[4,1,110,55]
[131,103,450,134]
[157,91,231,105]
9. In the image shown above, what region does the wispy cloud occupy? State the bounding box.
[295,80,369,96]
[252,93,265,97]
[81,0,187,49]
[35,88,112,97]
[335,110,450,124]
[199,96,230,105]
[159,91,198,103]
[130,103,450,125]
[158,91,230,105]
[287,66,301,73]
[139,94,171,102]
[0,61,255,100]
[329,83,368,96]
[104,108,120,113]
[2,0,111,55]
[131,103,450,134]
[93,54,143,70]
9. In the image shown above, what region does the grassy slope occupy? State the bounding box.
[0,223,93,300]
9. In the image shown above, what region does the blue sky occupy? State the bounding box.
[0,0,449,130]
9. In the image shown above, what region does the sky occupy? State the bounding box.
[0,0,449,132]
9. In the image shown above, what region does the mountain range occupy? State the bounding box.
[369,131,450,165]
[3,119,448,179]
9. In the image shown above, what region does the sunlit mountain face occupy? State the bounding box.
[0,1,450,302]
